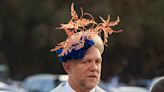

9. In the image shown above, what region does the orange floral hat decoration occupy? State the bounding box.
[51,3,123,62]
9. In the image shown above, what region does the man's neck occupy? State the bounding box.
[68,79,95,92]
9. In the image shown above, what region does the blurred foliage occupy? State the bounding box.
[0,0,164,81]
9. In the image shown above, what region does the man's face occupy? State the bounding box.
[66,46,102,90]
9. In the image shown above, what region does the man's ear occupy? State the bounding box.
[63,62,71,74]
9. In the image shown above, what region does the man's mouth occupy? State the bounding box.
[87,75,97,78]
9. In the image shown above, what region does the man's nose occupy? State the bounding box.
[89,61,98,70]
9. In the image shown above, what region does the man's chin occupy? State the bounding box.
[85,82,98,89]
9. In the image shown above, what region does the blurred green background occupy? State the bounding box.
[0,0,164,82]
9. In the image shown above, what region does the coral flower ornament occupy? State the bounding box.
[51,3,123,62]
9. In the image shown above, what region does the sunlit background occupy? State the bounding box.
[0,0,164,92]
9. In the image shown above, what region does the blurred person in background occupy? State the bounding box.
[50,3,122,92]
[150,76,164,92]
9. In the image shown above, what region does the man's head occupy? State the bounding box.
[63,46,102,91]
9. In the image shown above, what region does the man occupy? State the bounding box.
[50,3,122,92]
[150,76,164,92]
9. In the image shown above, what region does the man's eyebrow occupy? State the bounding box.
[96,58,102,61]
[83,56,102,60]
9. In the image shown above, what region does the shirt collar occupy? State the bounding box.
[64,81,76,92]
[64,81,96,92]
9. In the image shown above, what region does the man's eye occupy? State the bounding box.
[82,60,88,64]
[95,59,102,64]
[96,60,101,64]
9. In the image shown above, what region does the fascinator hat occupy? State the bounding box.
[51,3,122,62]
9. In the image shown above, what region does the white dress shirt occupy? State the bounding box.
[63,81,96,92]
